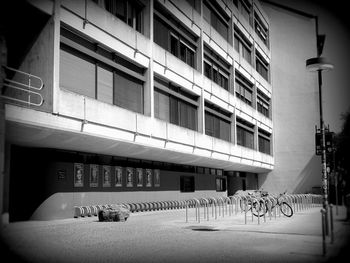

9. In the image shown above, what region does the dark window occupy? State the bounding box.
[254,12,269,46]
[185,0,200,13]
[154,4,197,69]
[257,89,270,118]
[204,46,230,91]
[60,48,96,99]
[235,71,253,106]
[256,52,269,81]
[216,178,226,191]
[203,0,230,41]
[96,0,144,33]
[60,27,145,113]
[180,176,195,192]
[154,15,169,50]
[205,102,231,142]
[239,0,252,25]
[236,118,254,149]
[114,70,143,113]
[258,129,271,154]
[154,79,198,131]
[234,27,252,64]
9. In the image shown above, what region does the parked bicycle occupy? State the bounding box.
[239,191,293,218]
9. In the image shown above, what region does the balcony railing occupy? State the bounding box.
[1,66,44,107]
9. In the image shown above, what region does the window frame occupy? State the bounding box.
[203,0,230,41]
[154,77,199,131]
[180,175,195,192]
[255,52,269,81]
[236,117,255,149]
[235,71,254,106]
[258,128,271,155]
[59,26,145,113]
[205,102,232,142]
[234,27,253,64]
[154,10,197,69]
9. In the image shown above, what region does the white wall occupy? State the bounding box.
[261,3,322,193]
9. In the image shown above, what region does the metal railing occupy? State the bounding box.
[1,66,44,106]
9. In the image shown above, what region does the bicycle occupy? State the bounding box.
[261,192,293,217]
[239,191,293,218]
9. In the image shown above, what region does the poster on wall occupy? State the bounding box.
[114,166,123,187]
[136,168,143,187]
[126,167,134,187]
[154,169,160,187]
[89,164,99,187]
[145,169,152,187]
[102,165,111,187]
[74,163,84,187]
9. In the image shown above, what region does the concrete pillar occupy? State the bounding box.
[143,0,153,117]
[52,0,61,114]
[198,0,205,134]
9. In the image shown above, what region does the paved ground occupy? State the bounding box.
[0,204,349,263]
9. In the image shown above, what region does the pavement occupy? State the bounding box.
[0,204,349,263]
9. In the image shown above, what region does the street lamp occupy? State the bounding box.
[306,56,333,213]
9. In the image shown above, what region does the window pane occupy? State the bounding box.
[97,66,113,104]
[115,0,126,22]
[203,3,211,23]
[154,89,170,122]
[170,35,178,57]
[60,49,95,98]
[187,49,194,67]
[180,42,186,62]
[204,62,211,79]
[154,16,169,50]
[242,45,251,64]
[205,112,214,136]
[178,100,197,131]
[234,35,239,52]
[246,131,254,149]
[114,71,143,113]
[219,119,230,141]
[170,96,179,125]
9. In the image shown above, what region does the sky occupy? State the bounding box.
[269,0,350,133]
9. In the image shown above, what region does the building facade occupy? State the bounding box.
[0,0,295,221]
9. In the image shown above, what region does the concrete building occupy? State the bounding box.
[0,0,320,222]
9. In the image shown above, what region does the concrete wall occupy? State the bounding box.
[16,17,54,112]
[260,4,322,193]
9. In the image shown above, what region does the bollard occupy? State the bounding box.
[330,204,334,244]
[321,208,327,256]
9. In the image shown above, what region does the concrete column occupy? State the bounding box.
[142,0,153,117]
[231,108,236,144]
[198,0,204,134]
[254,122,258,151]
[149,0,154,118]
[52,0,61,114]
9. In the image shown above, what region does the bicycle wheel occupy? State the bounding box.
[280,202,293,217]
[252,200,266,217]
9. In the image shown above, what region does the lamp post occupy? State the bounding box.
[306,57,333,210]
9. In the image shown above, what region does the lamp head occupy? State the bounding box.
[306,57,334,71]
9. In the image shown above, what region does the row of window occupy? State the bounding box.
[59,26,271,154]
[93,0,270,81]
